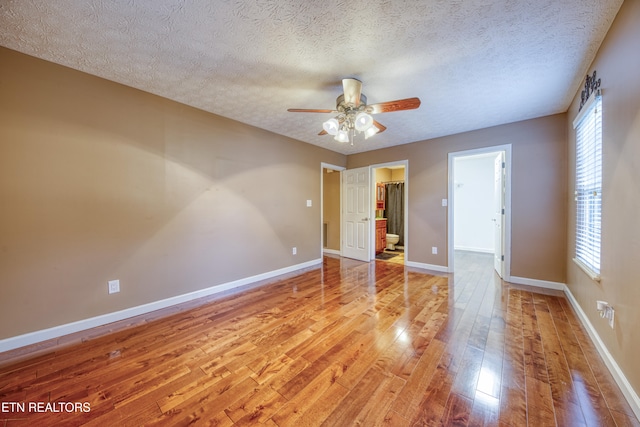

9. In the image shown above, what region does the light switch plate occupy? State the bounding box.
[306,200,312,207]
[108,279,120,294]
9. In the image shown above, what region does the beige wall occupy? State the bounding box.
[391,168,405,182]
[322,169,341,251]
[0,47,346,339]
[348,114,568,282]
[565,0,640,395]
[375,168,392,183]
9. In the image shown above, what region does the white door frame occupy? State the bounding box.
[320,162,345,257]
[493,151,506,277]
[369,160,409,262]
[447,145,512,279]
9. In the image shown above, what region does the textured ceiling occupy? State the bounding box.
[0,0,623,155]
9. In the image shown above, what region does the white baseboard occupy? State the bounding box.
[454,246,494,254]
[504,276,640,418]
[323,248,341,256]
[405,261,450,273]
[563,286,640,420]
[0,258,322,353]
[508,276,566,291]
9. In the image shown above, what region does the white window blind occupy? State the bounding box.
[573,92,602,280]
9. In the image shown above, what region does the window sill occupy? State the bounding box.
[573,257,601,283]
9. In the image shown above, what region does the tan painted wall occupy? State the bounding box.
[0,47,346,339]
[348,114,568,282]
[322,169,341,251]
[391,168,405,182]
[375,168,392,183]
[565,0,640,395]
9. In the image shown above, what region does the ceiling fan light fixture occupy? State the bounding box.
[364,126,379,139]
[335,129,349,143]
[323,118,340,135]
[288,79,420,145]
[354,112,373,132]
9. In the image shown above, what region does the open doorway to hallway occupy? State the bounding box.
[321,163,344,257]
[448,145,511,279]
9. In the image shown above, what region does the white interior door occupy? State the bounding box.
[493,152,505,277]
[342,167,371,261]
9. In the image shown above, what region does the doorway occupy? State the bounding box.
[321,163,345,257]
[370,161,408,264]
[448,145,511,279]
[322,160,409,265]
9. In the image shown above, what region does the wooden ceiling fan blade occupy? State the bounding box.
[372,120,387,133]
[342,78,363,107]
[318,129,328,136]
[287,108,336,113]
[367,97,421,114]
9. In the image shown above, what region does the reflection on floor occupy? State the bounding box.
[375,248,404,264]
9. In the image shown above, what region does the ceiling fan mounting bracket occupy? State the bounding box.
[336,94,368,113]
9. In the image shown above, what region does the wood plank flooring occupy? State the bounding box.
[1,251,638,426]
[375,249,404,265]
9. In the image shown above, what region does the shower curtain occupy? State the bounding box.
[385,182,404,246]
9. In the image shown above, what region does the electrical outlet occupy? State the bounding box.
[432,247,438,254]
[306,200,312,207]
[608,307,615,329]
[596,300,615,329]
[292,247,297,255]
[108,279,120,294]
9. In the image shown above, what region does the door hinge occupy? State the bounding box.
[501,255,505,261]
[501,208,505,215]
[502,162,506,169]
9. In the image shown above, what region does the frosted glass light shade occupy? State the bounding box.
[335,129,349,143]
[323,118,340,135]
[364,125,379,139]
[354,112,373,131]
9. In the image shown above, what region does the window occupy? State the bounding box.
[573,92,602,281]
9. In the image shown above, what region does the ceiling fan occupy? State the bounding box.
[287,78,421,144]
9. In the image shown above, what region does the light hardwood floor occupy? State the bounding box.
[375,249,404,265]
[0,252,638,426]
